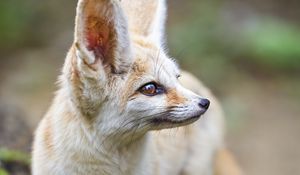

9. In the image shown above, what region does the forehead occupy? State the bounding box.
[131,42,180,81]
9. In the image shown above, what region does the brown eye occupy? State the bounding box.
[139,82,165,96]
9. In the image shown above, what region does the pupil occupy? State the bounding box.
[145,84,155,93]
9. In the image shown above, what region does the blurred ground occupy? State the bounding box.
[0,0,299,175]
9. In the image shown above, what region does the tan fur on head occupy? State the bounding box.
[166,88,187,105]
[32,0,241,174]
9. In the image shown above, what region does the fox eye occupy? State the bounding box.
[139,82,165,96]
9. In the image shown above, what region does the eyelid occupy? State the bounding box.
[156,85,166,94]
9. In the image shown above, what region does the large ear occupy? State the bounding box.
[120,0,167,47]
[74,0,132,74]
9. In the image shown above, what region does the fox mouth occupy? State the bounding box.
[150,114,202,129]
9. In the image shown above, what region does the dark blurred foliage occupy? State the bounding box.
[0,0,76,54]
[168,0,300,87]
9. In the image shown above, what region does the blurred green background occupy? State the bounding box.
[0,0,299,174]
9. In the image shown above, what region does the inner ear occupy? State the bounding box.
[85,16,115,65]
[74,0,132,74]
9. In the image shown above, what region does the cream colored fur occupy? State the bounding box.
[32,0,241,174]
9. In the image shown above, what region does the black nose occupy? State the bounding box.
[198,98,210,110]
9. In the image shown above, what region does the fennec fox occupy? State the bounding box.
[32,0,242,174]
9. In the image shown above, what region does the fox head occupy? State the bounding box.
[61,0,210,144]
